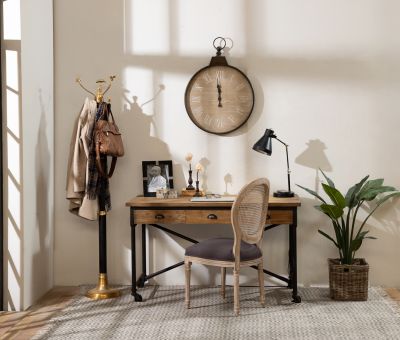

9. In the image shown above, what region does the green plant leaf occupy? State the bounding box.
[351,238,363,252]
[375,191,400,206]
[296,184,327,203]
[356,192,400,239]
[319,168,335,188]
[345,175,369,208]
[358,186,396,201]
[318,229,339,248]
[322,184,346,209]
[332,220,344,249]
[320,204,344,219]
[350,231,373,252]
[357,178,384,200]
[365,236,377,240]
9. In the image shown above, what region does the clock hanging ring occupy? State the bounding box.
[184,37,255,135]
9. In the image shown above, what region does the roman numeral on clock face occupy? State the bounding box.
[216,69,223,81]
[235,82,246,91]
[202,72,212,83]
[185,63,254,135]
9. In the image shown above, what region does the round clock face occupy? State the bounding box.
[185,65,254,135]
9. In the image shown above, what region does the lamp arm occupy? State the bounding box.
[274,136,288,147]
[274,136,292,193]
[284,144,292,193]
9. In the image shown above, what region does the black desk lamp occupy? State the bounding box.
[253,129,295,197]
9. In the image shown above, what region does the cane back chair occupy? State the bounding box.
[184,178,270,316]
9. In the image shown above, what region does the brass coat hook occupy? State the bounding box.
[76,75,116,103]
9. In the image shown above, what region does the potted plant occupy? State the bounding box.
[298,170,400,301]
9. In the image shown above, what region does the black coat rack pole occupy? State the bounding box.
[86,104,121,300]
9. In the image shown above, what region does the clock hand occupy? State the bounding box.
[217,77,222,107]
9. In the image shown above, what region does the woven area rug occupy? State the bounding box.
[34,286,400,340]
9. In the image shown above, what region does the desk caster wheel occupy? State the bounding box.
[132,292,143,302]
[292,295,301,303]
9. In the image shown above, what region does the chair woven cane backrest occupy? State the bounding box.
[231,178,270,246]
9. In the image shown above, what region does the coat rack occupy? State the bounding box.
[76,75,121,300]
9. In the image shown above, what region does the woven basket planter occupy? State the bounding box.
[328,258,369,301]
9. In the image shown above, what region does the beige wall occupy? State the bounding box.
[21,0,54,309]
[54,0,400,288]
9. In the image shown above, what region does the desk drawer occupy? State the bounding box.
[186,210,231,224]
[134,210,185,224]
[267,209,293,224]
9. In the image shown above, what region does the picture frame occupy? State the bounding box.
[142,160,174,197]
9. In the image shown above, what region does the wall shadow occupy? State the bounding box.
[295,139,332,193]
[32,90,51,301]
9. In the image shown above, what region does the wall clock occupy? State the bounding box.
[184,37,255,135]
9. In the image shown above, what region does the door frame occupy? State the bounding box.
[0,0,4,311]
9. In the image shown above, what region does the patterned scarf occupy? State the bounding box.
[86,102,111,211]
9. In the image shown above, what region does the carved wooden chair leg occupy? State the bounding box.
[220,267,226,299]
[185,259,192,309]
[258,262,265,307]
[233,269,240,316]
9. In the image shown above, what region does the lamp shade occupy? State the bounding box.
[252,129,275,155]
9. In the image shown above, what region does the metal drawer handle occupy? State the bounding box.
[155,214,165,220]
[207,214,218,220]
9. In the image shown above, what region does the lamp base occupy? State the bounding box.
[273,190,295,198]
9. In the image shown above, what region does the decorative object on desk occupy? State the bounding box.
[155,188,178,199]
[298,169,400,301]
[181,188,204,197]
[168,189,178,199]
[142,160,174,197]
[185,153,195,190]
[194,163,204,197]
[156,188,168,199]
[184,37,254,135]
[253,128,294,197]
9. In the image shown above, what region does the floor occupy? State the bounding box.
[0,287,399,340]
[0,287,79,340]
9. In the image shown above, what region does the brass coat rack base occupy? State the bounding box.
[86,273,121,300]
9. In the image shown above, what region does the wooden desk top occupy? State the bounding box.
[126,196,301,208]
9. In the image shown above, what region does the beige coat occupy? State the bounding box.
[66,98,98,220]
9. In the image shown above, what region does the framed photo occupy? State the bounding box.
[142,160,174,197]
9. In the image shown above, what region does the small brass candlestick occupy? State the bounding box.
[194,180,201,197]
[187,165,195,190]
[185,153,195,190]
[194,163,203,197]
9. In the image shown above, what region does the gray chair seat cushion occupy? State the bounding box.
[185,238,262,262]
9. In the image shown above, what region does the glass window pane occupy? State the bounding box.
[6,89,20,138]
[3,0,21,40]
[6,50,19,91]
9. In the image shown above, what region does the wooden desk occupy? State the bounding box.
[126,196,302,303]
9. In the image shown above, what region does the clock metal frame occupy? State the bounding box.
[184,54,255,135]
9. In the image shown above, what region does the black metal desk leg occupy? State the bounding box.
[289,208,301,303]
[137,224,147,288]
[130,210,142,301]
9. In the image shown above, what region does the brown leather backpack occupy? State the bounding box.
[95,104,124,178]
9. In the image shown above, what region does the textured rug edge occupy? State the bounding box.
[31,286,400,340]
[374,286,400,320]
